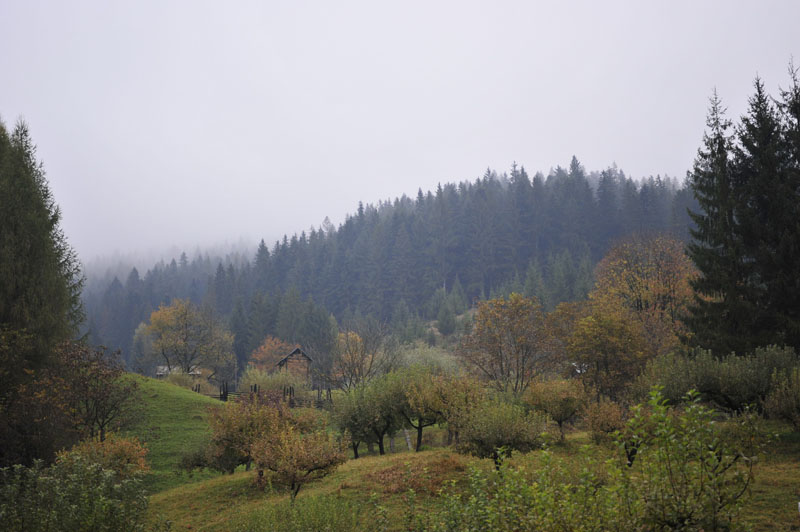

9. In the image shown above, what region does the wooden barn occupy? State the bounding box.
[275,347,313,380]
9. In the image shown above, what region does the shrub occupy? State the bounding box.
[524,379,587,442]
[632,346,798,410]
[583,397,625,444]
[0,457,149,532]
[623,389,761,531]
[57,434,149,481]
[765,367,800,429]
[456,398,547,467]
[423,388,762,532]
[423,453,641,531]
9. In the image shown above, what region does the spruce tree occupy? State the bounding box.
[686,92,748,354]
[0,120,83,395]
[687,76,800,354]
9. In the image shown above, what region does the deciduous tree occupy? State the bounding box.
[457,293,551,395]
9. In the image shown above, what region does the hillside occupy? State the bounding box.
[145,427,800,532]
[125,375,222,492]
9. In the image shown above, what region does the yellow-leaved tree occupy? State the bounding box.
[134,299,236,382]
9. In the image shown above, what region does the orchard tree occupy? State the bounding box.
[251,422,348,500]
[524,379,587,442]
[457,293,551,395]
[55,343,140,441]
[388,367,442,452]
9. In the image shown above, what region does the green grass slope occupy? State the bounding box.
[125,375,222,493]
[147,426,800,531]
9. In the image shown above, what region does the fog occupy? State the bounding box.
[1,1,798,264]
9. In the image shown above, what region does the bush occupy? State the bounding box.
[456,399,547,467]
[583,398,625,444]
[765,367,800,429]
[623,389,760,531]
[57,434,149,481]
[423,455,640,532]
[0,457,149,532]
[632,346,798,411]
[422,388,762,532]
[524,379,587,442]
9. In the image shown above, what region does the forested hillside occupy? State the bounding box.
[85,157,696,368]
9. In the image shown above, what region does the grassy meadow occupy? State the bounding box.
[133,377,800,531]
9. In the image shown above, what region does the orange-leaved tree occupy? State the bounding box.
[249,336,299,371]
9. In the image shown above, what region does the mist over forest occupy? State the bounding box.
[83,158,695,371]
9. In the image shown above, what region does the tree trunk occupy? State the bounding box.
[352,441,360,459]
[416,425,424,451]
[377,435,385,455]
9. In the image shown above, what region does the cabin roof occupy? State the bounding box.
[276,347,313,367]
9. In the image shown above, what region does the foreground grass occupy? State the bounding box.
[125,375,223,493]
[147,424,800,531]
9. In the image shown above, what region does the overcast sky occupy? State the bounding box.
[1,1,798,264]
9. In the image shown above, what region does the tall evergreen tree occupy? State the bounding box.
[686,92,748,354]
[0,120,84,397]
[687,77,800,354]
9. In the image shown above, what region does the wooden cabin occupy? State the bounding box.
[275,347,313,380]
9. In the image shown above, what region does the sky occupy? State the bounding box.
[1,1,798,265]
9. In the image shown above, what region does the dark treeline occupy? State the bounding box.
[85,157,697,368]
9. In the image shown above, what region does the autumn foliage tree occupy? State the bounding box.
[332,319,397,391]
[568,302,649,401]
[524,379,588,442]
[592,234,696,356]
[249,336,299,371]
[457,293,551,395]
[135,299,236,381]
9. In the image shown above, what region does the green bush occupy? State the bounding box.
[424,456,640,532]
[623,389,760,531]
[0,457,150,532]
[424,388,761,532]
[456,399,548,467]
[765,367,800,429]
[632,346,798,410]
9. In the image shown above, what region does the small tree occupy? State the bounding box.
[457,398,548,468]
[524,379,587,442]
[624,389,760,531]
[251,417,348,500]
[55,343,140,442]
[332,387,374,458]
[389,367,442,451]
[206,391,283,473]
